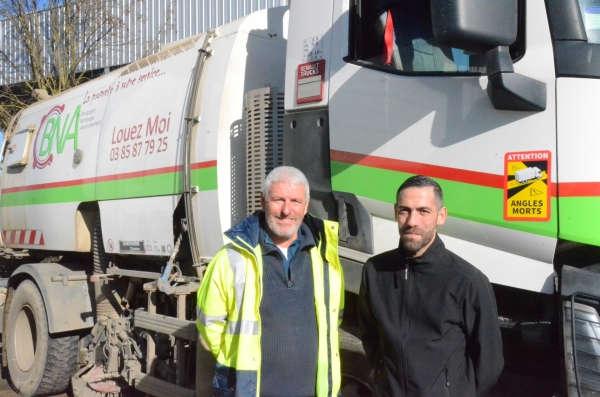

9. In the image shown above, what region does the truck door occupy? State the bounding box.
[548,0,600,393]
[328,0,558,294]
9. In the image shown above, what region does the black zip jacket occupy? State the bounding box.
[358,234,503,397]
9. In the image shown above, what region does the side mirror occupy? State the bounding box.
[486,46,546,111]
[431,0,545,112]
[431,0,518,53]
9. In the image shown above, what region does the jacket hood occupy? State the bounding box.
[224,211,326,251]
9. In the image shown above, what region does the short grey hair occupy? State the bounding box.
[263,166,310,200]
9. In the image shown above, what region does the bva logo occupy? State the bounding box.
[33,104,81,169]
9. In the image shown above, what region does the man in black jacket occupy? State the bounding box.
[358,175,503,397]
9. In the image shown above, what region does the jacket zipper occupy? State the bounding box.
[401,258,414,396]
[445,366,450,387]
[287,259,291,289]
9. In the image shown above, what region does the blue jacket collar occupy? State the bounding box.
[224,211,325,251]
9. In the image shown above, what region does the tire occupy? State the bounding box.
[5,280,79,397]
[340,329,373,397]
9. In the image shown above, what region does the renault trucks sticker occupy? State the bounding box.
[297,60,325,104]
[504,151,551,221]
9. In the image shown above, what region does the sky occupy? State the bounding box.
[0,0,50,19]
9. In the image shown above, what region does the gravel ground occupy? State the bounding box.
[0,376,66,397]
[0,371,556,397]
[0,330,557,397]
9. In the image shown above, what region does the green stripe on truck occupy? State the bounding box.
[331,161,557,238]
[0,184,96,206]
[558,197,600,246]
[0,167,218,206]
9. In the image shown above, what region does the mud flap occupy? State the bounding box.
[561,265,600,396]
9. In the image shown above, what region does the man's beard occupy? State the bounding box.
[266,215,299,240]
[399,227,435,255]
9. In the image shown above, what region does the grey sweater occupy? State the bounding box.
[258,223,319,397]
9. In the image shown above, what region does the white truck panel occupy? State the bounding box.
[328,66,557,176]
[0,74,115,250]
[284,0,333,111]
[329,0,557,177]
[0,203,81,251]
[557,78,600,182]
[192,191,225,257]
[12,71,115,184]
[99,196,179,256]
[96,43,198,181]
[214,8,288,234]
[441,232,555,294]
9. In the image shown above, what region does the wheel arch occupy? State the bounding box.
[75,201,99,252]
[9,263,94,334]
[4,277,81,397]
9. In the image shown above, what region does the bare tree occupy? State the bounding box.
[0,0,176,130]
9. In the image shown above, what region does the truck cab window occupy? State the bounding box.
[350,0,524,74]
[546,0,600,78]
[580,0,600,42]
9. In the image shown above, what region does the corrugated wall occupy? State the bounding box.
[0,0,288,85]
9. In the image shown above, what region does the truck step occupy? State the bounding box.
[134,309,196,341]
[106,267,162,279]
[135,372,195,397]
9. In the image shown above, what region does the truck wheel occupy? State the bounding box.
[5,280,79,397]
[340,329,373,397]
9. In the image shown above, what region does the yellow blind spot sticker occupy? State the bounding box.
[504,151,551,222]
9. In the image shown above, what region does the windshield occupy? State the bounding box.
[349,0,524,76]
[548,0,600,78]
[581,1,600,43]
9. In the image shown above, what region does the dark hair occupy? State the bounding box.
[396,175,443,208]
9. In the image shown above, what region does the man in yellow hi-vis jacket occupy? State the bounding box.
[196,166,344,397]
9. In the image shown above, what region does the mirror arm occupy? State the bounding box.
[486,46,547,112]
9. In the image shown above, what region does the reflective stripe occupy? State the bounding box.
[227,246,247,316]
[226,319,259,335]
[197,307,227,327]
[224,246,257,336]
[323,257,333,397]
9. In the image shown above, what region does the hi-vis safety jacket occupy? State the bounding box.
[196,212,344,397]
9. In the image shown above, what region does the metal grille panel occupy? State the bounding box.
[245,86,284,215]
[0,0,288,85]
[565,295,600,395]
